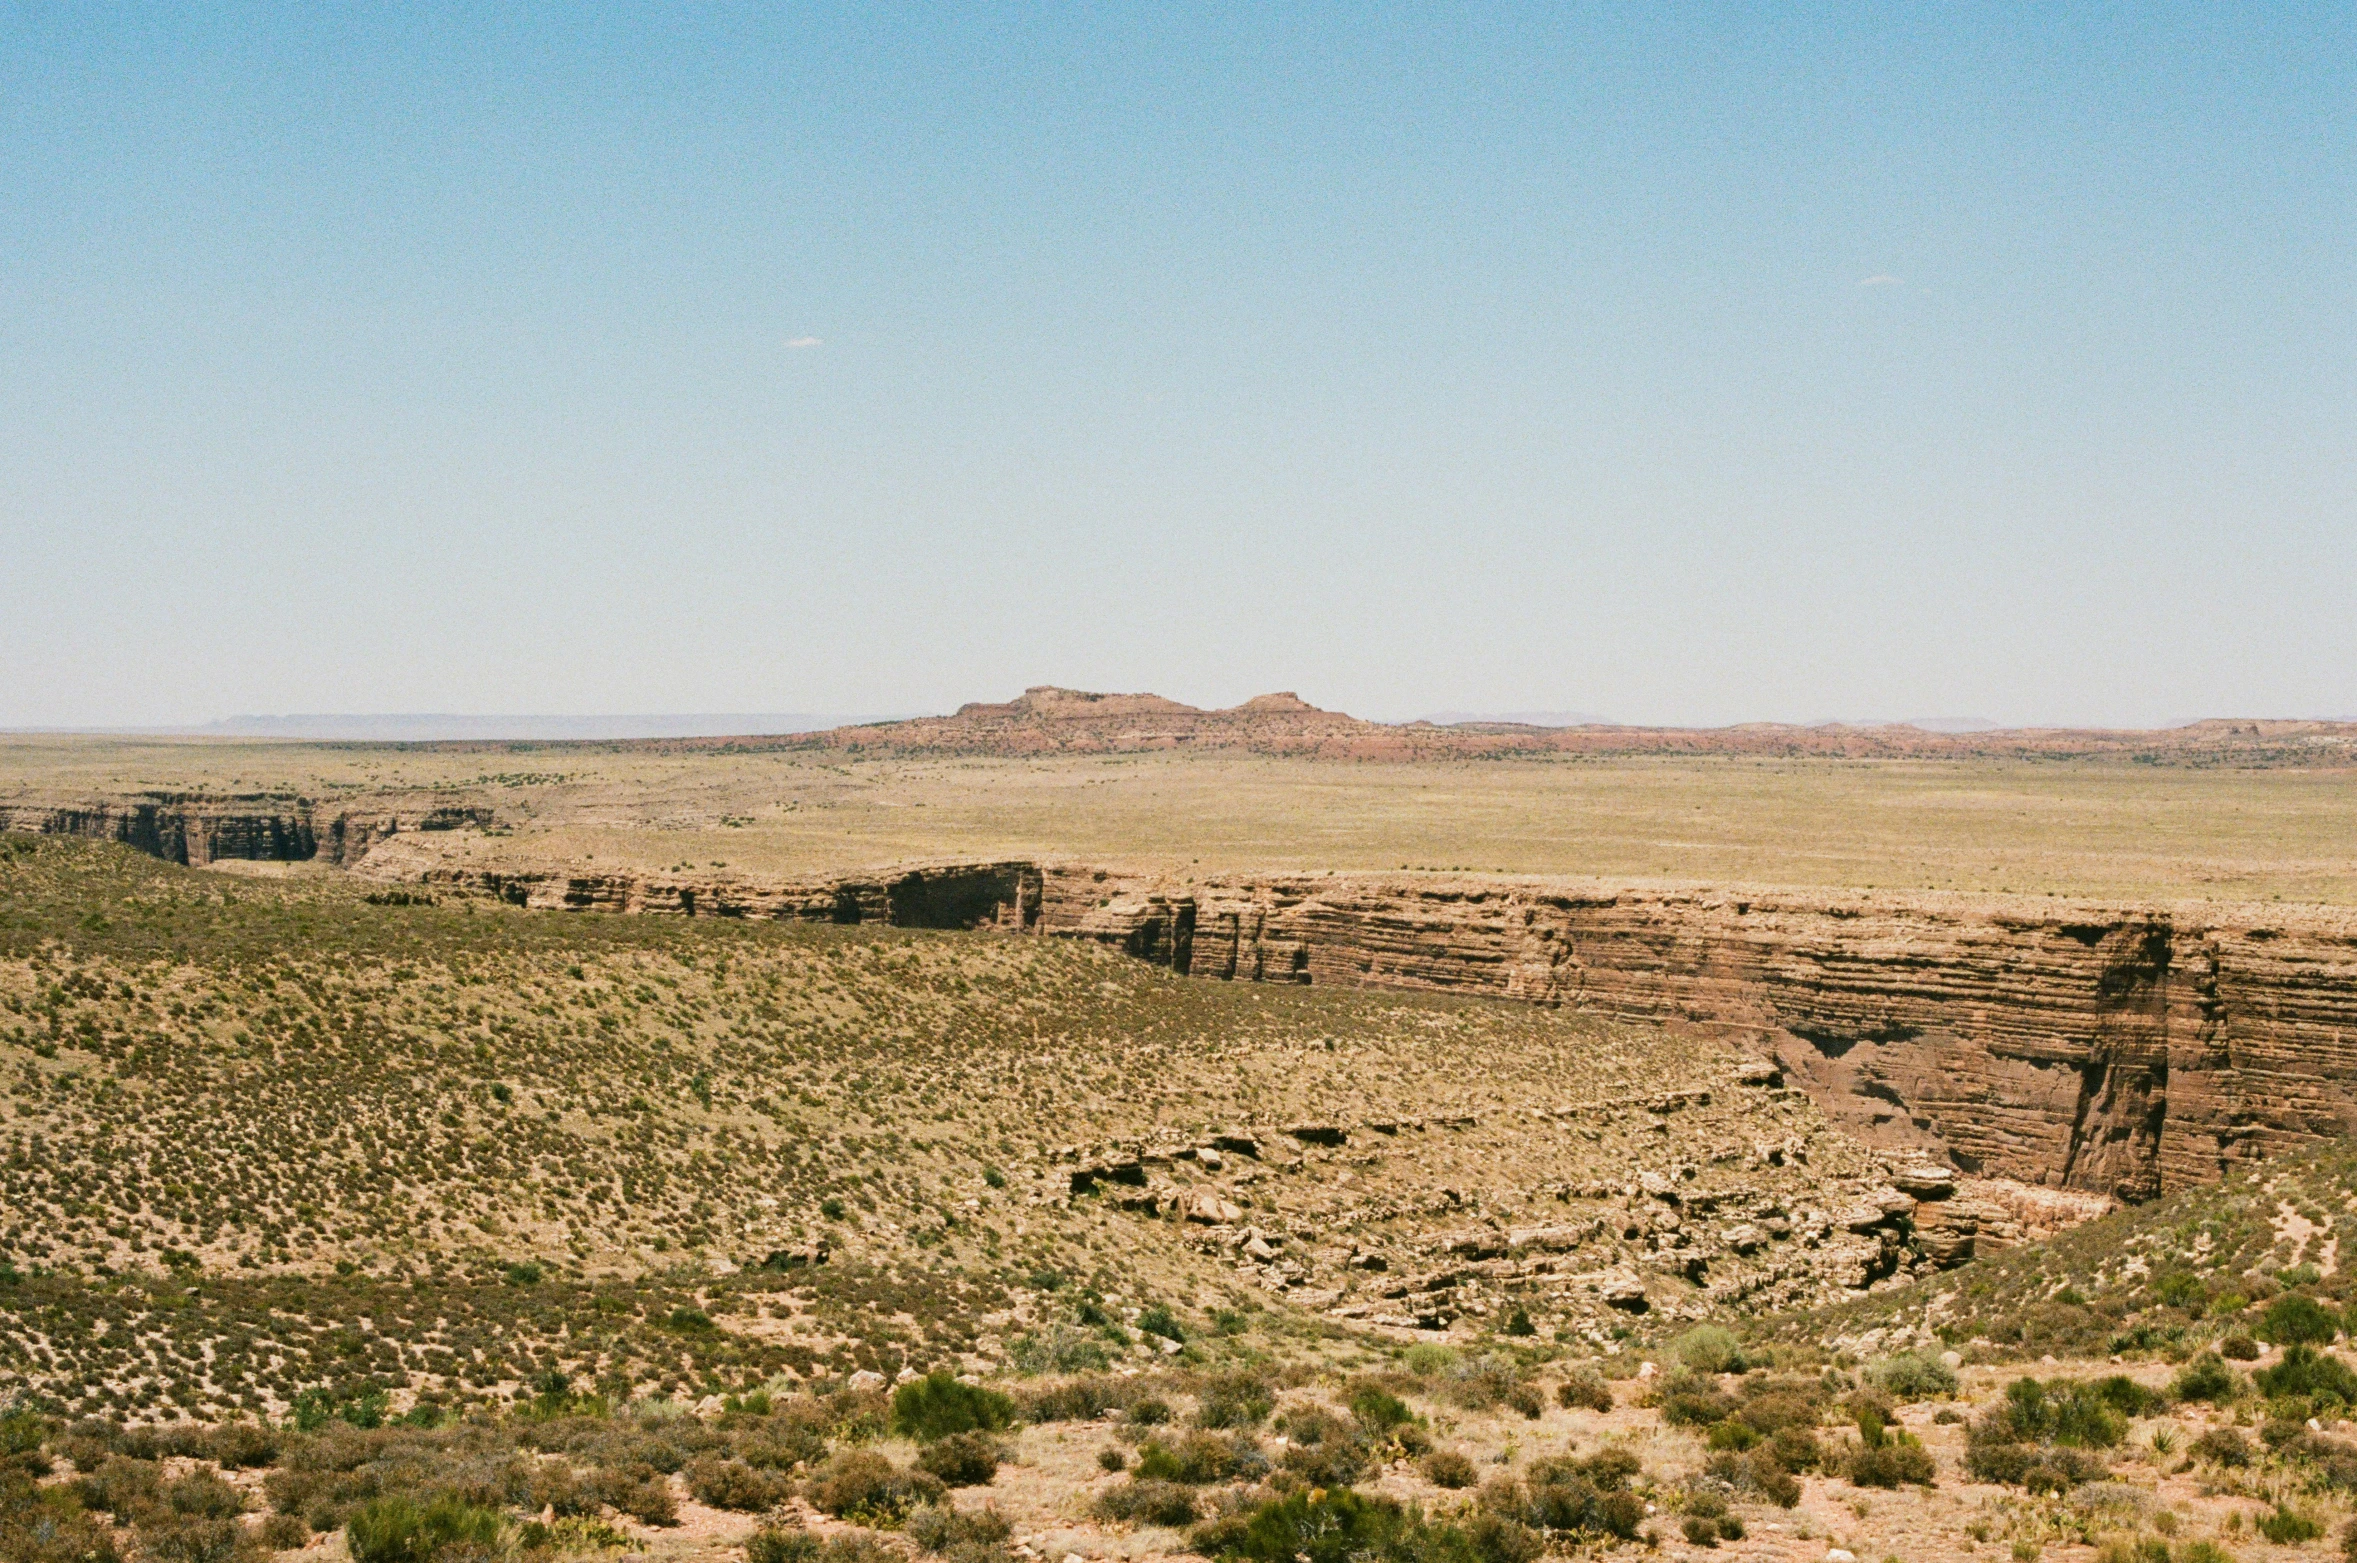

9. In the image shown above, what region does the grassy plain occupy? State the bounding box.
[9,736,2357,903]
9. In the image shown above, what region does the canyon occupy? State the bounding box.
[10,693,2357,1219]
[399,854,2357,1207]
[14,784,2342,1211]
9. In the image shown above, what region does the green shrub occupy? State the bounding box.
[1137,1305,1186,1343]
[1658,1374,1736,1428]
[1421,1450,1477,1489]
[1868,1352,1958,1402]
[685,1456,788,1511]
[1194,1370,1276,1430]
[915,1432,1001,1488]
[2155,1273,2207,1311]
[1473,1449,1646,1540]
[1015,1376,1132,1423]
[1008,1329,1111,1376]
[1675,1327,1751,1376]
[1555,1370,1613,1413]
[1191,1488,1422,1563]
[892,1374,1016,1443]
[166,1471,246,1521]
[906,1502,1013,1557]
[2191,1427,2252,1467]
[2260,1507,2323,1546]
[2260,1345,2357,1406]
[1704,1449,1802,1508]
[1275,1411,1370,1489]
[2221,1335,2261,1361]
[805,1450,944,1524]
[257,1513,310,1550]
[2261,1295,2343,1346]
[1966,1377,2128,1492]
[746,1526,821,1563]
[1349,1385,1415,1432]
[2174,1353,2239,1404]
[747,1527,905,1563]
[1402,1344,1458,1377]
[1705,1418,1760,1452]
[1094,1478,1199,1527]
[345,1494,503,1563]
[1846,1436,1936,1488]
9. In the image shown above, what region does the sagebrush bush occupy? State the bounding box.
[892,1374,1015,1444]
[1555,1370,1613,1413]
[345,1494,502,1563]
[806,1450,944,1523]
[915,1432,1002,1488]
[1868,1352,1958,1401]
[685,1456,788,1511]
[1094,1478,1198,1527]
[1420,1449,1477,1489]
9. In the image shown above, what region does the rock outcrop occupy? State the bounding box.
[1037,869,2357,1202]
[0,797,494,867]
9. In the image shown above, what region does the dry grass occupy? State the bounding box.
[12,737,2357,903]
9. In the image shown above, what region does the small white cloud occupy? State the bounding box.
[1858,274,1902,287]
[786,336,823,348]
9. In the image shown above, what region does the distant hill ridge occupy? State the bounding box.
[731,685,2357,764]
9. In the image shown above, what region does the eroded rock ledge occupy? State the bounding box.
[388,857,2357,1205]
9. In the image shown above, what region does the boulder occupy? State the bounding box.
[1601,1274,1650,1312]
[1725,1224,1767,1256]
[1069,1158,1147,1194]
[1180,1189,1244,1226]
[1285,1122,1348,1147]
[1893,1164,1956,1199]
[1441,1229,1509,1260]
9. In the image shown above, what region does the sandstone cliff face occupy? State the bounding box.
[385,855,2357,1204]
[422,860,1042,930]
[1032,871,2357,1203]
[0,798,494,867]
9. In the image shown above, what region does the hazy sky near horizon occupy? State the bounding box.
[4,6,2352,729]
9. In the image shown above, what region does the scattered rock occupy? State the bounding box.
[1602,1274,1649,1312]
[1285,1122,1348,1147]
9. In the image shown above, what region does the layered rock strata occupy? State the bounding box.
[1037,869,2357,1203]
[400,860,2357,1204]
[0,797,494,867]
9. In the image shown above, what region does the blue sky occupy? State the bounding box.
[3,5,2351,727]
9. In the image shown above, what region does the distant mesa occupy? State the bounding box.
[732,689,2357,766]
